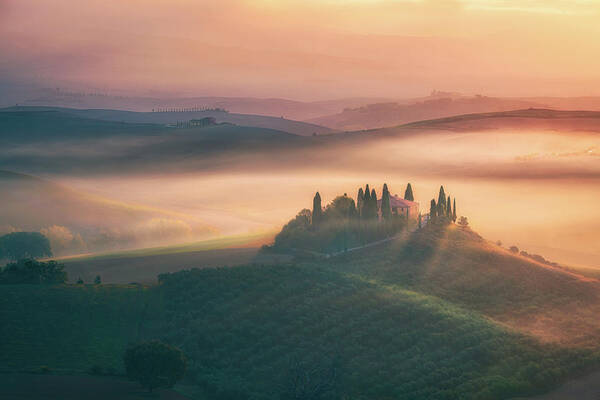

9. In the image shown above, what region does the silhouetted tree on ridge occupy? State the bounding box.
[357,188,364,218]
[430,199,437,223]
[312,192,323,225]
[453,198,457,222]
[381,184,391,220]
[437,186,446,215]
[404,183,414,201]
[369,188,378,219]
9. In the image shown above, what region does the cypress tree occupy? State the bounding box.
[381,184,391,220]
[357,188,364,218]
[312,192,323,225]
[430,199,437,223]
[363,186,371,218]
[404,183,414,201]
[446,195,451,217]
[453,198,457,222]
[437,186,446,213]
[370,188,378,219]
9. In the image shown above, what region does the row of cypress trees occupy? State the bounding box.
[429,185,457,223]
[312,183,416,225]
[357,184,379,219]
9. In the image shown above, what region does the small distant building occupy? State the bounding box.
[189,117,217,127]
[378,195,419,219]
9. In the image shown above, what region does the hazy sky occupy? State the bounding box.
[2,0,600,100]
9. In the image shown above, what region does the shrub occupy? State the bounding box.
[0,232,52,261]
[0,259,67,284]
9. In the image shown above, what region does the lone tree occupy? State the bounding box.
[0,232,52,261]
[381,184,391,220]
[124,341,187,392]
[312,192,323,225]
[404,183,414,201]
[452,198,457,222]
[94,275,102,285]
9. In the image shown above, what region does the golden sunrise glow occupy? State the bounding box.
[1,0,599,99]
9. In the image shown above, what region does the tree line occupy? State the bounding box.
[428,185,458,224]
[271,183,418,254]
[312,182,416,225]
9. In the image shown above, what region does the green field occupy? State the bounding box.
[0,374,189,400]
[60,232,290,284]
[0,284,159,374]
[60,231,273,262]
[2,224,600,399]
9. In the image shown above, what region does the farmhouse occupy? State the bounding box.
[378,195,419,219]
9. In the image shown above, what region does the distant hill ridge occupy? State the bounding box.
[0,106,333,136]
[403,108,600,126]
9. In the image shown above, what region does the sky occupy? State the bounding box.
[1,0,600,100]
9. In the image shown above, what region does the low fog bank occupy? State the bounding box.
[3,124,600,181]
[3,128,600,264]
[0,172,216,257]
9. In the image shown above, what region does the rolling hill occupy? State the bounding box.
[1,106,334,136]
[0,109,310,174]
[2,223,599,399]
[3,107,600,178]
[11,88,386,120]
[398,109,600,133]
[60,232,288,284]
[309,96,544,130]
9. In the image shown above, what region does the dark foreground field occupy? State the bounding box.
[515,370,600,400]
[3,224,600,399]
[0,374,189,400]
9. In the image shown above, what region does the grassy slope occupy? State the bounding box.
[0,110,312,175]
[0,284,161,373]
[61,231,272,261]
[0,374,189,400]
[0,110,165,145]
[60,232,289,284]
[337,224,600,347]
[157,263,591,400]
[2,225,600,399]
